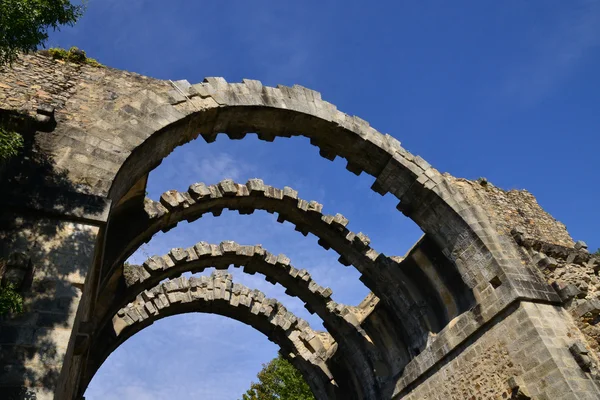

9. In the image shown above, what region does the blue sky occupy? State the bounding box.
[46,1,600,398]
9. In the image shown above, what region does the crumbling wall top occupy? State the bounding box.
[446,175,574,247]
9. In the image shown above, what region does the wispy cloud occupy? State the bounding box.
[109,133,417,400]
[86,313,279,400]
[195,152,250,183]
[504,0,600,106]
[147,148,256,196]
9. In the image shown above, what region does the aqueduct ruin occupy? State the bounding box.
[1,52,600,399]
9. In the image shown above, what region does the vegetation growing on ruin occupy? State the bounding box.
[0,126,24,161]
[0,0,83,67]
[0,259,24,317]
[0,125,25,315]
[241,354,315,400]
[0,283,24,316]
[45,46,103,67]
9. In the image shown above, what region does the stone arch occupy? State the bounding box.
[85,272,339,400]
[1,55,588,400]
[112,240,404,398]
[91,78,554,343]
[100,179,471,343]
[121,241,361,327]
[60,77,559,399]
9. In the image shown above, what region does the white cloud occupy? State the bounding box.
[147,147,256,196]
[192,152,251,184]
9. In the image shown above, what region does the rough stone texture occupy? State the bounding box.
[447,176,574,247]
[1,52,598,399]
[0,216,98,400]
[107,272,338,399]
[0,52,171,195]
[512,229,600,370]
[396,302,600,400]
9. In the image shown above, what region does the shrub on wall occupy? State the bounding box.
[0,127,24,161]
[0,283,24,316]
[46,46,103,67]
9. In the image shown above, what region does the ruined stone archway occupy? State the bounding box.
[3,55,598,400]
[100,240,403,398]
[105,79,507,291]
[81,77,556,328]
[99,179,473,350]
[86,272,339,400]
[61,78,563,399]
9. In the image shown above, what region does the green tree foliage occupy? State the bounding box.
[0,0,84,67]
[241,354,315,400]
[0,283,24,316]
[0,127,24,161]
[595,248,600,256]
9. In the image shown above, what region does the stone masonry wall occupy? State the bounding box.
[399,302,600,400]
[447,175,574,247]
[0,52,170,196]
[512,229,600,372]
[0,215,98,400]
[447,174,600,375]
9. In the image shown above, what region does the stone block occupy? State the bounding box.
[571,297,600,318]
[551,281,581,302]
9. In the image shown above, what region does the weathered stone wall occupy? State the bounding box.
[0,52,170,196]
[447,175,574,247]
[512,230,600,369]
[397,302,600,400]
[0,216,98,400]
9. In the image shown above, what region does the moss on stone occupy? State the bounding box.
[44,46,104,68]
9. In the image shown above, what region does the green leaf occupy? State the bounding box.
[240,354,315,400]
[0,127,24,161]
[0,0,84,67]
[0,283,24,316]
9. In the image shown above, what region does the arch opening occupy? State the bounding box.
[78,78,554,400]
[100,79,521,324]
[106,238,414,398]
[84,314,279,399]
[85,272,341,400]
[100,179,467,353]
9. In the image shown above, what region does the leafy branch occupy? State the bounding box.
[0,0,84,67]
[241,354,315,400]
[0,126,24,161]
[0,283,24,316]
